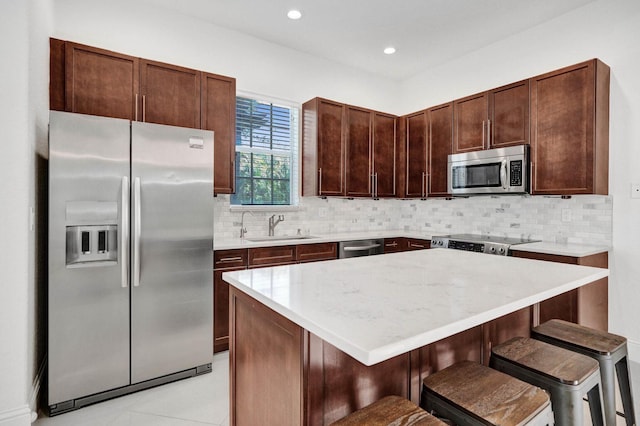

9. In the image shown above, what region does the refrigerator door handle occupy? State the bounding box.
[120,176,130,288]
[133,177,141,287]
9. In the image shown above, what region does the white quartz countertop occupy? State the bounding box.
[510,241,611,257]
[214,230,609,257]
[223,249,609,366]
[214,230,433,250]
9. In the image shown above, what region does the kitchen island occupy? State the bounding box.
[222,249,609,426]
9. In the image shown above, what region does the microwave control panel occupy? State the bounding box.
[510,160,523,186]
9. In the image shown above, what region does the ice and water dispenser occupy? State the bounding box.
[65,201,119,266]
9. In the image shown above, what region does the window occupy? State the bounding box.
[231,95,299,206]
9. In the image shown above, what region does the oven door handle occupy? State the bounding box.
[342,244,381,252]
[500,159,508,190]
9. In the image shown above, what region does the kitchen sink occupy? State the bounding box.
[245,235,317,242]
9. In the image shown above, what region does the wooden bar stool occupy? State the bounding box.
[421,361,553,425]
[330,395,447,425]
[532,319,636,426]
[491,337,605,426]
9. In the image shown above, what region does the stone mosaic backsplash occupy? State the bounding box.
[213,194,612,245]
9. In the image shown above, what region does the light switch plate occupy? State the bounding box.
[632,183,640,199]
[561,209,572,222]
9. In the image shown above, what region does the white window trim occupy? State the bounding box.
[230,91,301,211]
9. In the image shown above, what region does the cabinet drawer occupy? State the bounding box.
[214,249,248,269]
[249,246,296,267]
[297,243,337,263]
[383,238,407,253]
[405,238,431,250]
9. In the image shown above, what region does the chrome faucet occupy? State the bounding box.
[268,214,285,236]
[239,211,254,239]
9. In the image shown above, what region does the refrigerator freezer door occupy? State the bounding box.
[48,112,131,405]
[130,121,214,383]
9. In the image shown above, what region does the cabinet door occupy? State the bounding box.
[453,93,488,153]
[489,80,529,148]
[345,107,372,197]
[139,60,201,128]
[214,267,245,353]
[405,111,428,197]
[318,100,346,196]
[482,307,531,366]
[384,238,407,253]
[428,103,453,196]
[202,73,236,194]
[530,59,609,195]
[248,246,296,268]
[405,238,430,250]
[373,113,397,197]
[296,243,337,263]
[64,41,139,120]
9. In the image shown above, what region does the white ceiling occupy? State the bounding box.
[138,0,596,81]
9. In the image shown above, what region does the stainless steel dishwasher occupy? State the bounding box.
[338,239,384,258]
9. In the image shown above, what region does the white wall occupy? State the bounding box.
[52,0,401,113]
[399,0,640,356]
[0,0,52,424]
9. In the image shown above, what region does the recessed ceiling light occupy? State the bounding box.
[383,47,396,55]
[287,9,302,20]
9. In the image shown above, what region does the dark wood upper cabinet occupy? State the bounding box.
[345,106,372,197]
[489,80,529,148]
[453,93,488,153]
[530,59,609,195]
[344,108,397,198]
[139,59,201,128]
[402,111,428,198]
[373,112,397,197]
[302,98,346,197]
[50,39,237,195]
[202,72,236,194]
[304,99,397,198]
[453,80,529,154]
[62,41,139,120]
[428,103,453,196]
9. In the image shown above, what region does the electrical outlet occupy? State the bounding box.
[632,183,640,199]
[318,207,327,218]
[561,209,572,222]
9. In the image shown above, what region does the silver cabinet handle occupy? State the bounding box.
[421,172,426,198]
[120,176,129,288]
[142,95,146,122]
[386,242,398,247]
[500,159,508,190]
[218,256,243,263]
[343,244,381,251]
[482,120,486,149]
[487,119,491,147]
[374,173,378,198]
[135,94,139,121]
[318,168,322,195]
[133,177,141,287]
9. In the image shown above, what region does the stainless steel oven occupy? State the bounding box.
[448,145,529,195]
[431,234,539,256]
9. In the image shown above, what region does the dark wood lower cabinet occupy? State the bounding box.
[230,286,590,426]
[511,250,608,331]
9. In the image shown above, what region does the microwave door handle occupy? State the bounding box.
[500,160,507,190]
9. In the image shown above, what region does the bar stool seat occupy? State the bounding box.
[421,361,553,425]
[330,395,447,426]
[491,336,605,426]
[532,319,636,426]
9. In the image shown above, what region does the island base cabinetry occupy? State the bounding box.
[229,291,547,426]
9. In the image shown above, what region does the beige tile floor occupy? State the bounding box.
[35,352,640,425]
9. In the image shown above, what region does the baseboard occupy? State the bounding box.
[628,338,640,363]
[28,357,46,423]
[0,405,31,426]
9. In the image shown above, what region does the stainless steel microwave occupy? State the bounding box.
[447,145,529,195]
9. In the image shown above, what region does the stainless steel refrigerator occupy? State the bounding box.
[48,111,213,415]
